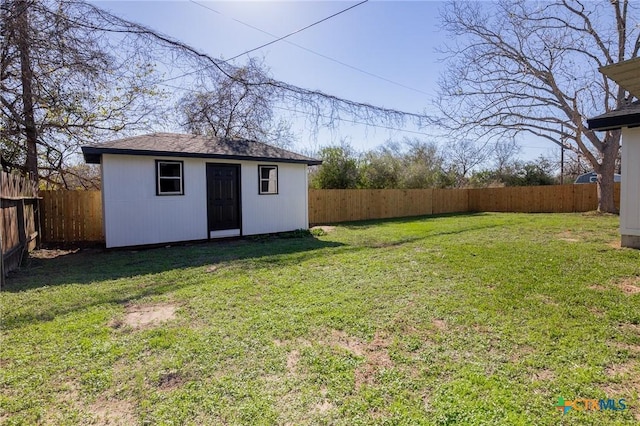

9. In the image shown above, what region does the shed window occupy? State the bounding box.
[258,165,278,195]
[156,160,184,195]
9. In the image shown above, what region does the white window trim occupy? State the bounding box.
[258,165,278,195]
[156,160,184,196]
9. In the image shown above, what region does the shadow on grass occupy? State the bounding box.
[1,215,514,329]
[4,234,345,291]
[337,212,490,229]
[1,235,347,329]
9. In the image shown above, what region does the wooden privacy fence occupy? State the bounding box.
[468,183,620,213]
[308,188,470,223]
[308,183,620,224]
[38,183,620,243]
[1,170,40,286]
[39,190,103,243]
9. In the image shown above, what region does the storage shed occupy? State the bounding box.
[587,57,640,249]
[82,133,321,248]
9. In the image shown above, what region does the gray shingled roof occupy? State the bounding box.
[82,133,322,165]
[587,101,640,131]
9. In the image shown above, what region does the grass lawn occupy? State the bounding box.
[1,212,640,425]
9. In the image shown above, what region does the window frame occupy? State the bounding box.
[156,160,184,196]
[258,165,278,195]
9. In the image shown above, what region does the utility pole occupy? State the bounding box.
[560,124,565,184]
[16,0,39,184]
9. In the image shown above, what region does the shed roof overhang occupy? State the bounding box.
[81,146,323,166]
[587,57,640,131]
[587,103,640,131]
[599,57,640,100]
[80,133,322,166]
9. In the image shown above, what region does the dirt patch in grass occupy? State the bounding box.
[29,248,81,259]
[601,373,640,398]
[559,237,580,243]
[612,341,640,353]
[531,368,555,381]
[616,277,640,295]
[90,397,136,425]
[40,381,82,425]
[508,345,535,363]
[157,371,185,391]
[116,303,177,329]
[313,399,334,414]
[604,361,635,378]
[325,330,393,389]
[311,226,335,234]
[608,239,622,249]
[588,284,608,291]
[286,349,300,374]
[432,319,447,331]
[355,333,393,389]
[329,330,366,356]
[620,323,640,335]
[557,231,580,243]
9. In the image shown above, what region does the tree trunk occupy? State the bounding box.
[16,0,38,184]
[597,173,617,213]
[595,136,620,214]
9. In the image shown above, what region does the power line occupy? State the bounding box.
[159,1,367,85]
[187,0,432,97]
[225,0,369,62]
[272,106,434,137]
[159,81,433,137]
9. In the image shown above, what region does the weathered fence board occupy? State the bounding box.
[1,170,40,285]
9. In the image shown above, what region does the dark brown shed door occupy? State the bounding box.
[206,164,240,232]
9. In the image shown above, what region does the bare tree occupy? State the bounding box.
[438,0,639,212]
[2,0,433,186]
[1,0,164,187]
[445,139,492,187]
[492,139,521,175]
[563,150,595,182]
[178,59,295,148]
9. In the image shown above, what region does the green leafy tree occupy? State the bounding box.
[359,142,402,189]
[360,138,449,189]
[311,145,360,189]
[505,158,557,187]
[400,139,448,188]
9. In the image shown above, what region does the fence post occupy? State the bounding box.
[34,197,41,248]
[0,227,4,288]
[1,172,4,288]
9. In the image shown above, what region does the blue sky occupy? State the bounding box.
[94,0,556,161]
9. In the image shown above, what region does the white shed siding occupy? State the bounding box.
[621,128,640,237]
[240,162,309,235]
[101,155,310,247]
[102,154,208,248]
